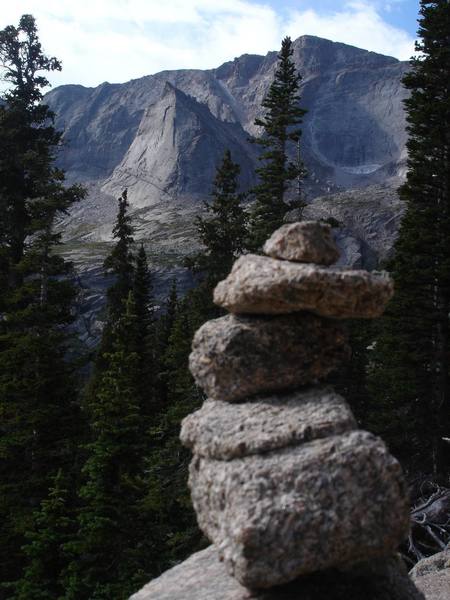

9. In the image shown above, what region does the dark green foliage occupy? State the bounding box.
[368,1,450,477]
[0,15,86,593]
[134,244,154,339]
[186,149,247,290]
[103,190,135,323]
[12,471,76,600]
[332,319,376,427]
[158,279,178,348]
[67,194,160,596]
[185,149,248,328]
[248,36,307,250]
[133,244,157,419]
[153,280,179,409]
[0,318,83,595]
[65,294,157,599]
[86,191,136,395]
[0,14,84,287]
[145,296,205,569]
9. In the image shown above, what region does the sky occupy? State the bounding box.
[0,0,420,89]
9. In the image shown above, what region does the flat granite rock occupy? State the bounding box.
[188,431,409,589]
[189,314,350,402]
[263,222,340,265]
[130,546,425,600]
[180,387,356,460]
[410,551,450,600]
[213,254,393,318]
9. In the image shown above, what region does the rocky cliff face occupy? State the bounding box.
[302,184,405,269]
[47,34,409,225]
[102,82,257,208]
[46,35,409,346]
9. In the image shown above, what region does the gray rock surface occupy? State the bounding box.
[47,36,409,206]
[189,431,410,588]
[302,184,405,269]
[44,39,409,328]
[130,546,424,600]
[180,387,356,460]
[332,227,365,268]
[263,222,340,265]
[102,83,257,209]
[189,314,350,402]
[45,37,409,249]
[214,254,393,318]
[410,551,450,600]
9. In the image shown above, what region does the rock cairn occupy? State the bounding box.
[131,221,426,600]
[182,221,410,590]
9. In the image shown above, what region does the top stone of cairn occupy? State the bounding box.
[263,221,340,265]
[214,221,394,318]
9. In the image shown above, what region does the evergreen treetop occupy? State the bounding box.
[103,189,135,322]
[186,149,247,290]
[0,14,84,276]
[368,0,450,477]
[248,36,307,249]
[0,14,86,592]
[134,244,154,329]
[0,14,61,106]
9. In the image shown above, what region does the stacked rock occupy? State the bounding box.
[180,221,411,592]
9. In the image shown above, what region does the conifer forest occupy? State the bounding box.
[0,2,449,598]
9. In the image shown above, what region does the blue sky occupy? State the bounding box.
[0,1,420,88]
[263,1,419,36]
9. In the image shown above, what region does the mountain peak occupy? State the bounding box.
[46,35,408,208]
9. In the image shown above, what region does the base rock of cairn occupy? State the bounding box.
[130,545,424,600]
[132,221,424,599]
[188,430,409,589]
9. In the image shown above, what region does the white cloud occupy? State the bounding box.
[0,0,415,89]
[285,1,415,61]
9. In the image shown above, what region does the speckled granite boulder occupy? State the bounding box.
[180,387,356,460]
[263,221,340,265]
[130,546,425,600]
[189,314,350,402]
[410,550,450,600]
[188,431,409,589]
[213,254,393,318]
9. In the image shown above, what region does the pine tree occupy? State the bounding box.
[0,15,84,290]
[153,279,178,405]
[68,198,159,596]
[87,190,135,389]
[103,190,135,322]
[146,296,204,569]
[133,244,153,343]
[65,294,157,599]
[368,0,450,477]
[158,279,178,349]
[0,15,86,591]
[247,36,307,250]
[133,244,158,419]
[12,471,76,600]
[332,319,376,427]
[186,149,247,290]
